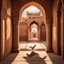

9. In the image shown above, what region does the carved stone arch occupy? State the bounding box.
[19,1,46,24]
[30,21,39,27]
[29,21,39,31]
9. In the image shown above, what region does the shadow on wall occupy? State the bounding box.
[1,0,12,60]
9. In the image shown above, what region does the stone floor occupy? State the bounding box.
[19,41,47,51]
[0,51,64,64]
[0,42,64,64]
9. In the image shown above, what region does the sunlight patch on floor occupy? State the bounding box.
[1,51,63,64]
[19,41,47,50]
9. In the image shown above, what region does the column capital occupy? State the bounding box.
[46,17,53,26]
[46,20,52,27]
[62,4,64,10]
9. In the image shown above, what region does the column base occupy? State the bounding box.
[63,56,64,60]
[46,49,53,53]
[11,49,19,53]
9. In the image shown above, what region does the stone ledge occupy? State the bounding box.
[11,49,19,53]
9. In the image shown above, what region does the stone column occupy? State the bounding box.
[0,6,1,60]
[38,27,40,41]
[40,26,42,41]
[12,17,19,53]
[46,20,52,52]
[62,4,64,60]
[28,26,31,41]
[57,10,61,55]
[26,26,28,41]
[28,29,29,41]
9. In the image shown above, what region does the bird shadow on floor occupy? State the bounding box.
[23,51,47,64]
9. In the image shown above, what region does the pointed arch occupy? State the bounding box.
[30,21,39,27]
[19,1,46,23]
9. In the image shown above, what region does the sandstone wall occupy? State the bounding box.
[1,0,12,60]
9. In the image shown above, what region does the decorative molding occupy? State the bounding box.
[19,22,27,25]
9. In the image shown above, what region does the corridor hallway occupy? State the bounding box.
[0,42,64,64]
[0,0,64,63]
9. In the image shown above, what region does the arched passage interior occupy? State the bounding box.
[0,0,64,61]
[29,21,39,41]
[19,2,52,52]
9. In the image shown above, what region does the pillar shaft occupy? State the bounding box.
[62,4,64,59]
[26,25,28,41]
[0,4,2,60]
[38,28,40,40]
[26,26,28,41]
[57,10,61,55]
[12,18,19,53]
[46,22,52,52]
